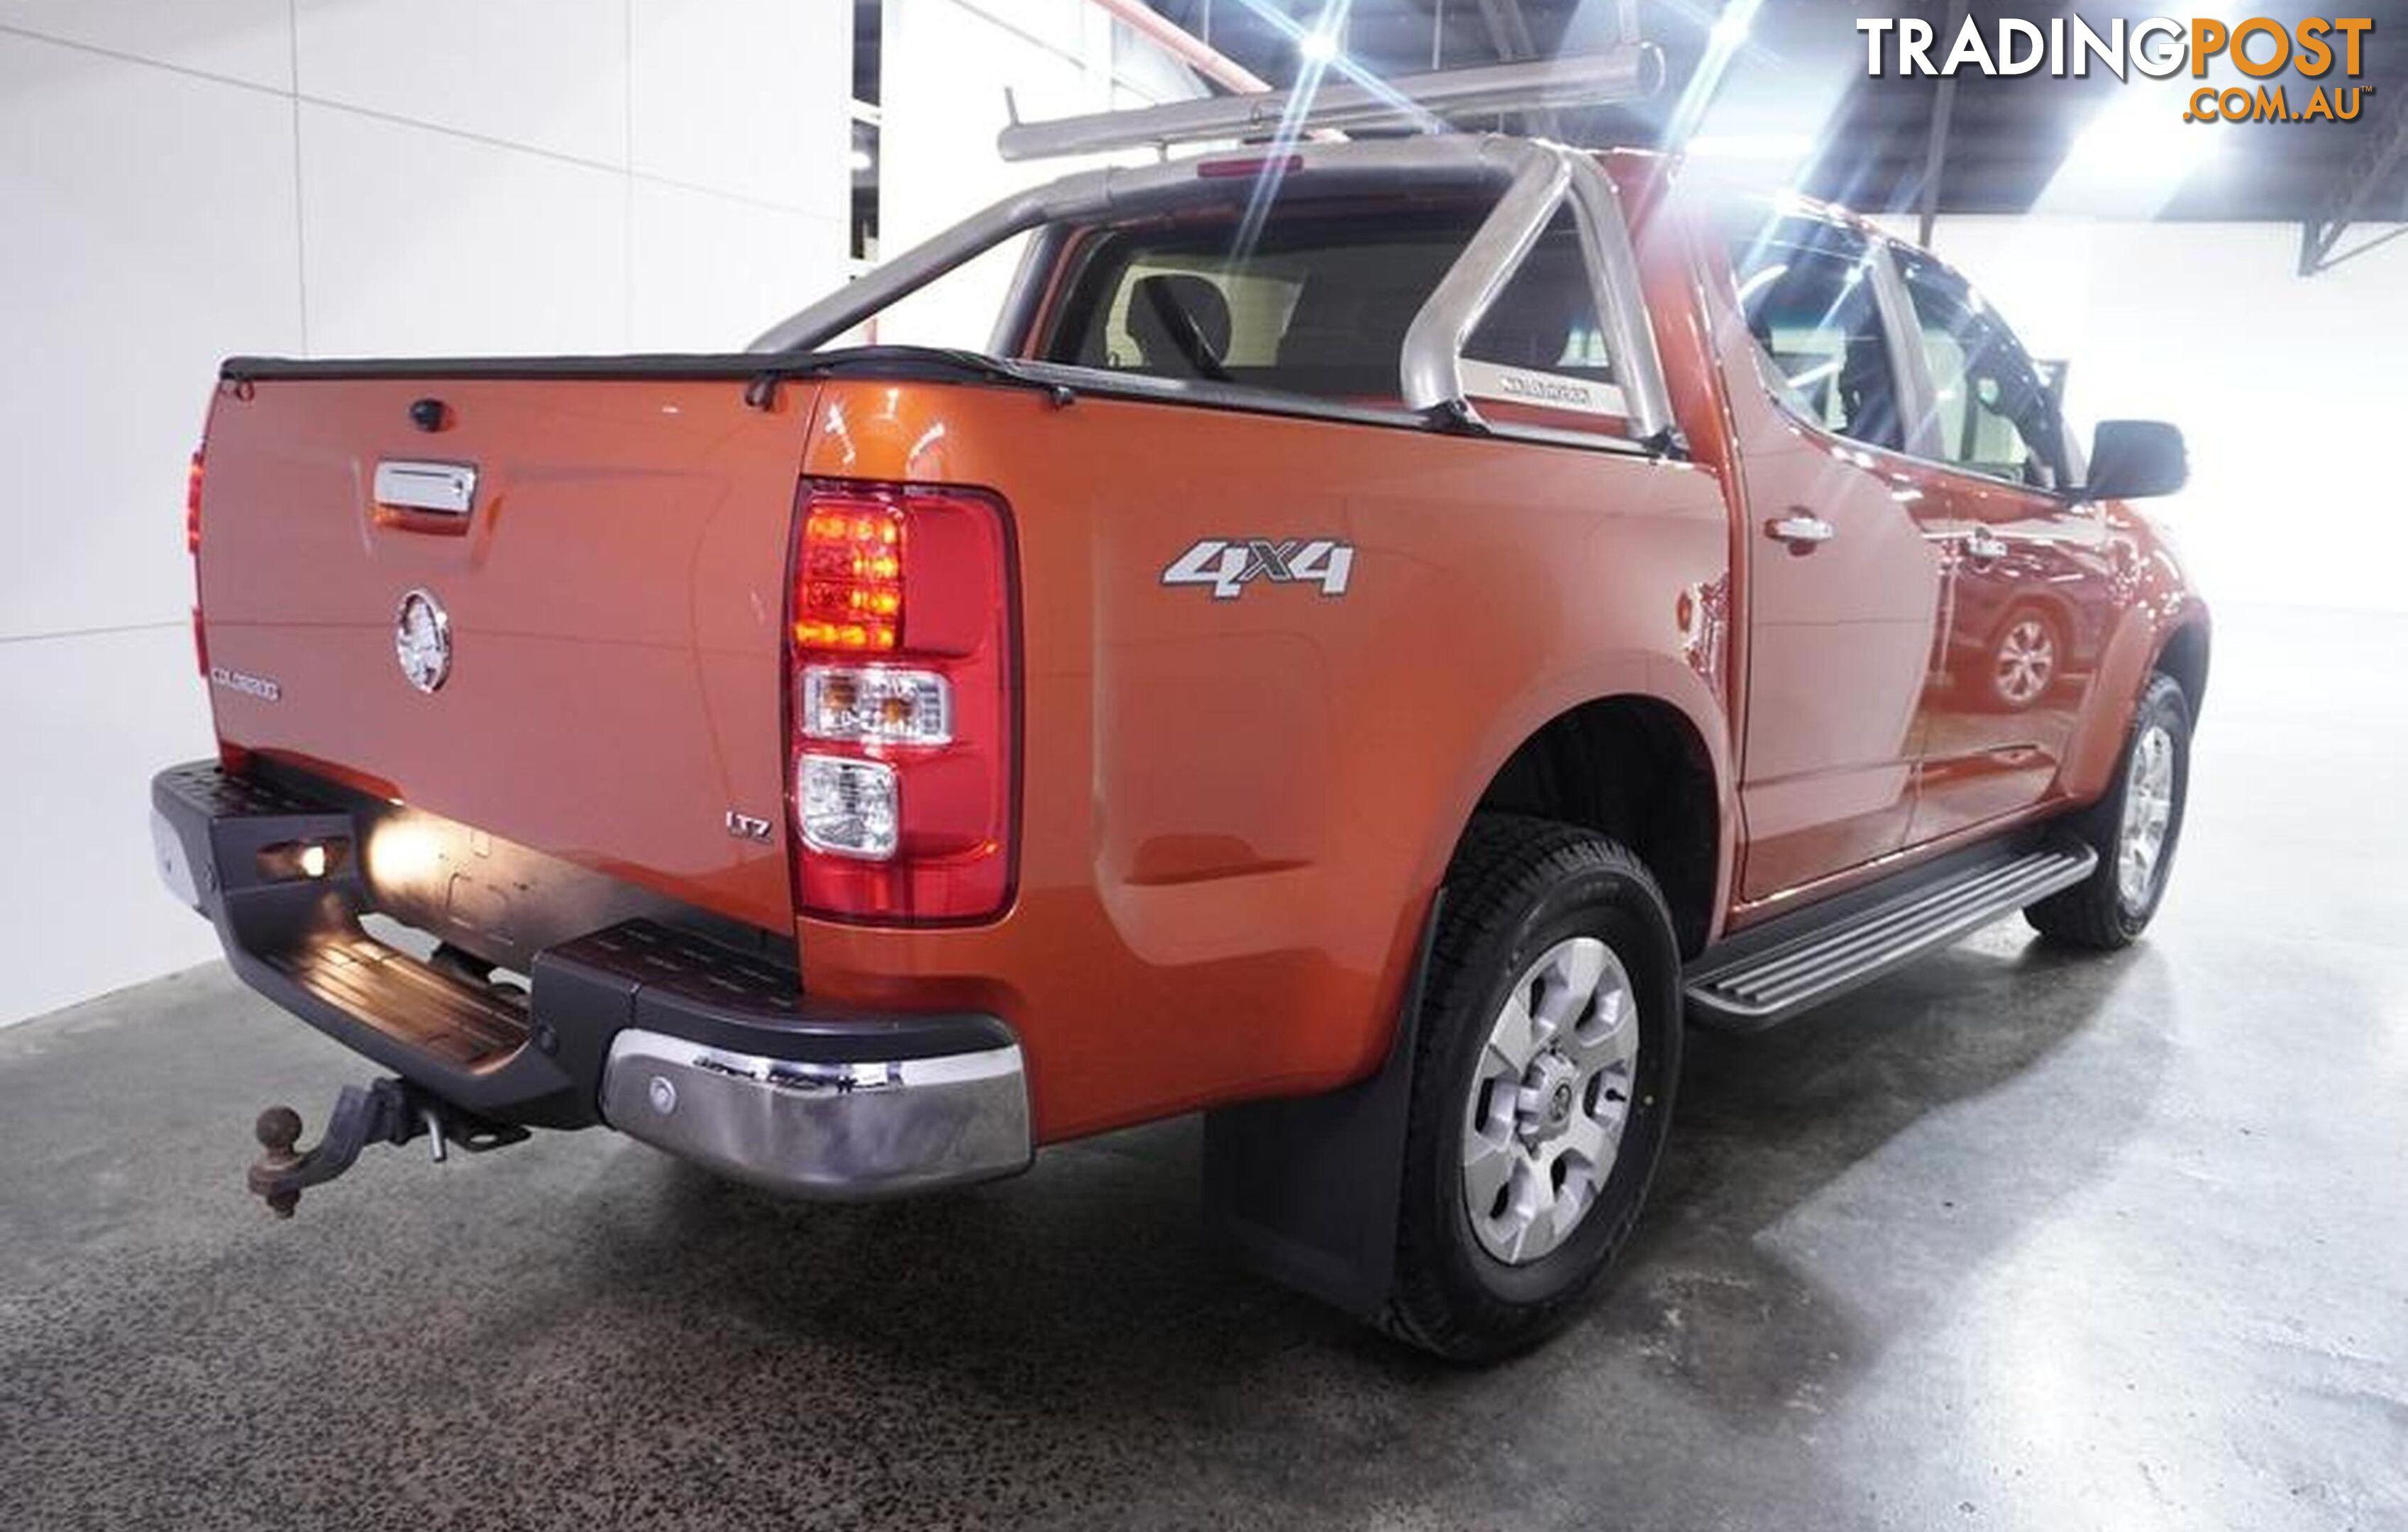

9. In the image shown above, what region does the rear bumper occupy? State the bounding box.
[601,1030,1028,1199]
[150,760,1031,1199]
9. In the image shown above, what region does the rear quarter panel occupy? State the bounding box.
[800,382,1734,1141]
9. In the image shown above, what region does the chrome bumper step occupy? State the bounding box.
[1684,844,2097,1029]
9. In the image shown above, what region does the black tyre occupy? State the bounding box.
[2025,672,2192,948]
[1381,813,1682,1362]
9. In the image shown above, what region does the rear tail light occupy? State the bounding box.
[797,755,900,859]
[187,445,206,675]
[186,449,204,554]
[800,665,952,746]
[794,496,904,650]
[785,480,1016,923]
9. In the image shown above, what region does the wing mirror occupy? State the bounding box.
[2080,420,2187,501]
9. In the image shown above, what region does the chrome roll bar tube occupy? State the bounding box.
[749,136,1676,453]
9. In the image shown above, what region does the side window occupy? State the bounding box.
[1459,213,1625,421]
[1726,219,1904,451]
[1895,253,2067,487]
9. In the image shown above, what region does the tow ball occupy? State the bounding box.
[246,1077,529,1216]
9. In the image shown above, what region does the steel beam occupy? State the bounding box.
[2300,88,2408,274]
[1915,0,1969,248]
[1473,0,1563,139]
[1085,0,1274,95]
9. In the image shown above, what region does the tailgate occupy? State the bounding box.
[196,368,815,938]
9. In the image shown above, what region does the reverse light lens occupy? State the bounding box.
[794,498,905,650]
[802,665,952,746]
[797,754,899,860]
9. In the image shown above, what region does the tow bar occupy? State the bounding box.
[246,1077,529,1216]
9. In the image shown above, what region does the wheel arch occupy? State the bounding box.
[1464,693,1725,958]
[2153,618,2211,721]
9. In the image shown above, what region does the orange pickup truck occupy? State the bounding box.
[152,132,2205,1358]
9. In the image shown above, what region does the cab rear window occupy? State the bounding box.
[1042,205,1623,414]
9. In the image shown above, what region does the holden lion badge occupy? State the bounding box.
[394,589,453,694]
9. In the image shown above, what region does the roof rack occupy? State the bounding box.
[995,48,1667,163]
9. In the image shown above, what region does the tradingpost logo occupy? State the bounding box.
[1857,13,2376,124]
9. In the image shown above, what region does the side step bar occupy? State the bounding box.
[1684,843,2097,1030]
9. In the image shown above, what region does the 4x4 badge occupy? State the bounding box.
[1162,538,1354,600]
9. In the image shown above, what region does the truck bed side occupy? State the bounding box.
[795,379,1734,1140]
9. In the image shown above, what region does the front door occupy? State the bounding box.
[1884,247,2114,843]
[1718,214,1953,903]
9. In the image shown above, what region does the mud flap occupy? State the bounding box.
[1200,893,1442,1319]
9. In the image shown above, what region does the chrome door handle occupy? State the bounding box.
[1766,511,1835,549]
[1962,527,2009,562]
[374,460,477,514]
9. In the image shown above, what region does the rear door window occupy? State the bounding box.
[1725,217,1906,453]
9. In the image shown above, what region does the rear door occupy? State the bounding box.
[197,371,815,936]
[1719,215,1953,902]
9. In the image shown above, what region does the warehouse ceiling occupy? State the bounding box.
[1135,0,2408,255]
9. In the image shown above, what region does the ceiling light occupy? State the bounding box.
[1298,28,1340,64]
[1711,0,1761,50]
[2033,89,2219,216]
[849,148,874,173]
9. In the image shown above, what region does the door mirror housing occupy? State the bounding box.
[2081,420,2187,501]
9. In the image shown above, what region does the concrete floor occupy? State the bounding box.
[3,604,2403,1531]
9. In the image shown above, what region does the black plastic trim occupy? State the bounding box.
[215,346,1660,457]
[1200,889,1445,1320]
[153,760,1012,1130]
[219,345,1045,388]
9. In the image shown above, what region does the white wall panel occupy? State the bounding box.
[880,0,1095,246]
[2,4,846,1024]
[0,33,302,642]
[1890,217,2408,614]
[0,627,221,1025]
[294,0,629,167]
[875,0,1200,350]
[629,0,848,216]
[951,0,1090,60]
[630,179,845,350]
[0,0,293,89]
[298,104,629,357]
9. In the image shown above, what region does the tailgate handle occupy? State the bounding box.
[374,460,477,516]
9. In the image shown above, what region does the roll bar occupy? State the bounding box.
[748,136,1676,452]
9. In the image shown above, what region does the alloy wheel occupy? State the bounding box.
[1461,936,1640,1265]
[1994,616,2056,706]
[2116,722,2176,909]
